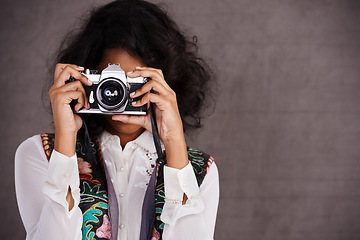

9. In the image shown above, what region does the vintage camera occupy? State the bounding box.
[75,64,148,115]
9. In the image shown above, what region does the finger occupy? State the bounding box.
[54,63,84,80]
[68,91,86,112]
[56,81,90,109]
[130,79,173,98]
[135,66,164,78]
[132,92,172,110]
[50,81,89,109]
[55,65,91,87]
[54,65,91,88]
[55,90,86,110]
[127,68,171,92]
[74,100,85,112]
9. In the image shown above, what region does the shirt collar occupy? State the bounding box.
[98,129,159,153]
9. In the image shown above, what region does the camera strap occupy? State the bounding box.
[149,103,165,162]
[78,115,97,165]
[140,102,166,240]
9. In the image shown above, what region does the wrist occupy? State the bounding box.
[54,130,78,157]
[164,135,189,169]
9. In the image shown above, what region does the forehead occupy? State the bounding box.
[97,48,145,73]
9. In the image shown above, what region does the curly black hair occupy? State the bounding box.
[52,0,216,135]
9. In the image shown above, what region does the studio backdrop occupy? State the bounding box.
[2,0,360,239]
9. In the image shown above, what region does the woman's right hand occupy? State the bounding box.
[49,63,92,157]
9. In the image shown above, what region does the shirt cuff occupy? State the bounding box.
[161,163,204,225]
[43,150,80,212]
[164,162,200,202]
[46,150,78,190]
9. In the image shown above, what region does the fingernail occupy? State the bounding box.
[78,66,84,69]
[87,79,93,85]
[127,71,133,74]
[130,92,136,96]
[132,101,137,106]
[136,66,142,69]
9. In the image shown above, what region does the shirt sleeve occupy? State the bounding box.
[161,161,219,240]
[15,135,83,240]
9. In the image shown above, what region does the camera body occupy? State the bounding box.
[77,64,147,115]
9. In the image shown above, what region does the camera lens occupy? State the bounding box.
[97,78,127,110]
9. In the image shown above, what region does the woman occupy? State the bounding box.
[15,0,219,239]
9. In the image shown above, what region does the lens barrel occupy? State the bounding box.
[96,78,127,110]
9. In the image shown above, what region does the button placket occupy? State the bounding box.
[101,132,129,239]
[116,159,128,238]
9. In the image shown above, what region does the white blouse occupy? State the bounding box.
[15,130,219,240]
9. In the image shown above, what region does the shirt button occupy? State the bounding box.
[65,173,70,178]
[119,224,125,229]
[120,167,124,171]
[120,193,125,197]
[131,145,135,150]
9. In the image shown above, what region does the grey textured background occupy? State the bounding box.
[2,0,360,239]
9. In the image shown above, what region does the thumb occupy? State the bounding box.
[112,114,148,128]
[74,114,83,132]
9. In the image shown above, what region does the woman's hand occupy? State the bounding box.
[112,67,189,169]
[49,63,92,157]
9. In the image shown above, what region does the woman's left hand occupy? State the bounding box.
[112,66,189,169]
